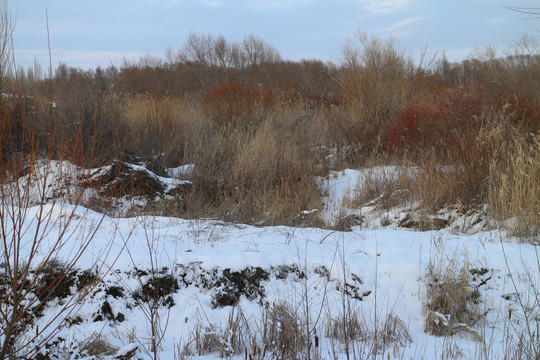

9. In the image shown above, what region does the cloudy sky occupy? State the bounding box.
[10,0,540,70]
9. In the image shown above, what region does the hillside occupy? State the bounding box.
[1,31,539,359]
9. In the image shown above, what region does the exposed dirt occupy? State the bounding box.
[211,267,270,308]
[133,273,180,308]
[399,213,450,231]
[88,162,165,198]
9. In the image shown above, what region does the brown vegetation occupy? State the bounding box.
[4,30,539,235]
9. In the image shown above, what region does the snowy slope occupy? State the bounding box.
[3,167,538,359]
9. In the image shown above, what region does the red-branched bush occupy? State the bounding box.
[503,95,540,134]
[201,82,276,127]
[384,84,499,153]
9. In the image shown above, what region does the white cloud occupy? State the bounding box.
[170,0,316,10]
[377,17,421,33]
[487,16,506,24]
[200,0,222,6]
[167,0,226,6]
[393,17,421,28]
[363,0,411,14]
[244,0,317,10]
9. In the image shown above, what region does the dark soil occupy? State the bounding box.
[211,267,270,308]
[133,273,180,308]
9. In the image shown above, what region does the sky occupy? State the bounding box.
[10,0,540,71]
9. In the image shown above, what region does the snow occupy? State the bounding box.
[116,343,139,356]
[318,166,417,227]
[125,162,191,191]
[165,164,195,179]
[3,166,539,359]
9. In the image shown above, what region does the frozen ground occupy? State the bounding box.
[2,165,539,359]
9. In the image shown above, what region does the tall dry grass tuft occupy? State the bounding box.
[414,145,488,214]
[261,301,308,359]
[125,94,189,169]
[424,236,483,338]
[138,101,328,226]
[488,130,540,238]
[350,165,416,213]
[232,119,322,224]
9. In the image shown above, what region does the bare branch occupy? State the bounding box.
[506,6,540,19]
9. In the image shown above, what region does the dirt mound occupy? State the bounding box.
[85,162,165,198]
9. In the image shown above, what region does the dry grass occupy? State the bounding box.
[127,98,327,226]
[177,309,250,359]
[326,309,365,343]
[348,106,538,238]
[179,303,308,359]
[350,165,415,211]
[125,95,194,169]
[123,90,540,236]
[9,31,536,237]
[326,307,412,356]
[414,150,487,214]
[424,236,483,338]
[488,130,540,239]
[261,301,308,359]
[80,332,119,358]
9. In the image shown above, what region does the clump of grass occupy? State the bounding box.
[326,310,412,356]
[381,313,413,348]
[424,236,483,338]
[326,309,365,342]
[488,129,540,239]
[179,307,258,359]
[80,332,120,358]
[261,301,307,359]
[124,95,194,170]
[413,138,489,214]
[350,165,416,211]
[178,105,326,226]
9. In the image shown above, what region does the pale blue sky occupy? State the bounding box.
[11,0,540,70]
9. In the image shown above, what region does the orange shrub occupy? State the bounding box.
[384,84,496,153]
[201,82,276,127]
[503,95,540,134]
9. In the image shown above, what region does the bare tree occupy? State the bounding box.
[242,34,281,67]
[341,31,419,124]
[183,31,213,67]
[212,35,234,69]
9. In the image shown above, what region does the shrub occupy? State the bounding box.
[51,64,125,166]
[0,27,122,357]
[201,82,276,128]
[340,32,434,139]
[0,106,120,359]
[384,84,493,154]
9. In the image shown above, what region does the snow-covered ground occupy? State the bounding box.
[2,166,539,359]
